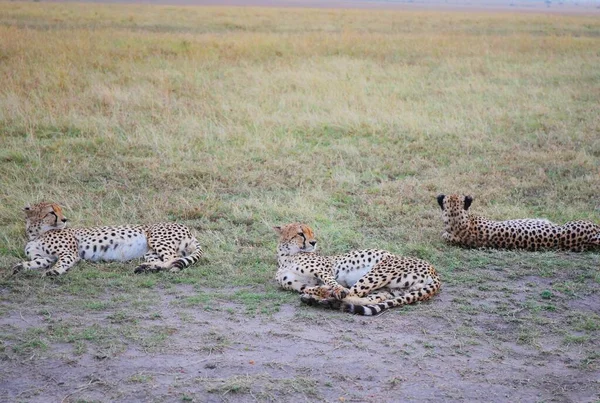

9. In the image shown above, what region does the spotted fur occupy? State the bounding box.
[438,194,600,251]
[12,202,203,276]
[274,223,441,316]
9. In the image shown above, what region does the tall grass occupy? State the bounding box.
[0,2,599,274]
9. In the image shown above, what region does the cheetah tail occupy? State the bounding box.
[343,282,441,316]
[171,239,204,271]
[342,298,399,316]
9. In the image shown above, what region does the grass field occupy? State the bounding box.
[1,2,599,402]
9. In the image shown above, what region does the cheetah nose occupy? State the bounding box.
[309,241,316,247]
[61,218,68,223]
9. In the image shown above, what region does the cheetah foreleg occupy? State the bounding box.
[301,289,393,309]
[301,285,337,298]
[300,292,344,309]
[43,253,80,276]
[276,269,320,293]
[442,232,463,244]
[12,257,56,274]
[299,284,346,309]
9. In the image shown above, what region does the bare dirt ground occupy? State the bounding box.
[2,258,599,402]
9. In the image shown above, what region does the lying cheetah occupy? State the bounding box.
[438,194,600,251]
[274,223,441,316]
[12,202,203,276]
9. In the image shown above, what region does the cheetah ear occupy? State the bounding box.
[464,196,473,211]
[273,226,283,235]
[436,195,445,210]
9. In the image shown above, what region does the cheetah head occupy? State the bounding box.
[23,202,68,240]
[437,194,473,232]
[273,223,317,255]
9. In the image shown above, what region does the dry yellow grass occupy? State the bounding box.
[0,1,599,261]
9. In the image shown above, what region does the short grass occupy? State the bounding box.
[0,2,599,401]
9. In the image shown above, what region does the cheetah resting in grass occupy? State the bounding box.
[12,202,203,276]
[438,194,600,251]
[274,223,441,316]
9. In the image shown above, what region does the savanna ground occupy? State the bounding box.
[1,2,600,402]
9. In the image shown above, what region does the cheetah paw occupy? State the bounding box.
[300,294,317,306]
[134,264,150,274]
[331,286,349,300]
[11,263,24,275]
[300,294,343,310]
[44,269,60,277]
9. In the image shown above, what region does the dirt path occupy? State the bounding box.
[2,270,599,402]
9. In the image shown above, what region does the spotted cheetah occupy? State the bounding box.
[438,194,600,251]
[12,202,203,276]
[274,223,441,316]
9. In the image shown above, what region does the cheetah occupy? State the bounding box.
[12,202,203,276]
[274,223,441,316]
[437,194,600,251]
